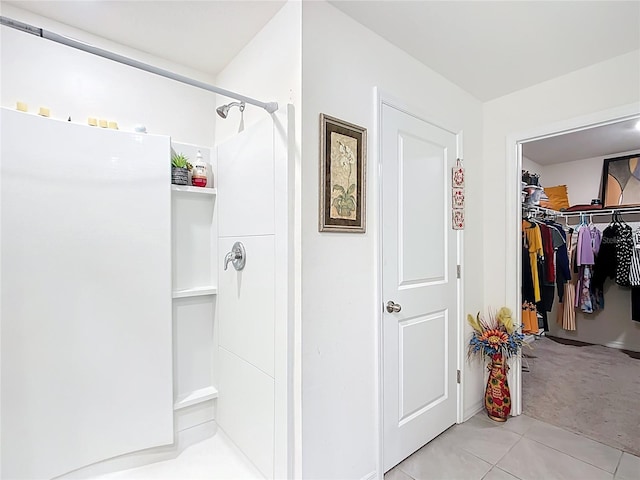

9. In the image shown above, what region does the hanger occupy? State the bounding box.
[578,213,588,228]
[610,211,620,227]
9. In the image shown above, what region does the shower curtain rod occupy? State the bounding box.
[0,16,279,114]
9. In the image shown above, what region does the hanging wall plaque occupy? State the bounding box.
[452,188,465,209]
[452,209,465,230]
[452,158,465,230]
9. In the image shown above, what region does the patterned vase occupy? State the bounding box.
[485,353,511,422]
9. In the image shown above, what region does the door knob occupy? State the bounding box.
[386,301,402,313]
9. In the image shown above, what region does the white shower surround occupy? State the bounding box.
[0,109,174,479]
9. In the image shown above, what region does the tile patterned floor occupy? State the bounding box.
[95,411,640,479]
[386,412,640,480]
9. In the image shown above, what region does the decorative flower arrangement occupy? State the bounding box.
[467,307,525,361]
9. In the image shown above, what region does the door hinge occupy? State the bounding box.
[457,370,461,384]
[456,265,461,279]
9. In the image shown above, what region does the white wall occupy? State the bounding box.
[0,4,216,145]
[301,2,484,478]
[541,149,640,206]
[522,156,544,175]
[483,50,640,307]
[214,1,301,145]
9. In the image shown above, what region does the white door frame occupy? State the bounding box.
[505,102,640,416]
[374,88,465,478]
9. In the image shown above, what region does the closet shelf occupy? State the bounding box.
[172,286,217,298]
[171,185,217,195]
[524,205,640,219]
[174,385,219,410]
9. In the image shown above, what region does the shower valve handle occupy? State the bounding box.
[224,242,246,271]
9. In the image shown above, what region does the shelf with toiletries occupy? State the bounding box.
[171,185,217,195]
[170,142,219,431]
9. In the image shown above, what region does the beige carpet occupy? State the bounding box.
[522,336,640,456]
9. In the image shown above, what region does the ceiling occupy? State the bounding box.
[523,118,640,166]
[2,0,287,78]
[4,1,639,102]
[328,1,640,101]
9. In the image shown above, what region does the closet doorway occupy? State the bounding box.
[508,105,640,457]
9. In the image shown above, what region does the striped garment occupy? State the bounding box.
[629,228,640,287]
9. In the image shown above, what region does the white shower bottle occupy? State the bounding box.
[191,150,207,188]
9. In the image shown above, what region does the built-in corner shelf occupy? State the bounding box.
[172,286,218,298]
[171,185,217,195]
[173,385,219,410]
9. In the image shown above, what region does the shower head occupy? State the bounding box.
[216,101,245,119]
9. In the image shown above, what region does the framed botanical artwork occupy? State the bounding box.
[601,153,640,208]
[319,114,367,232]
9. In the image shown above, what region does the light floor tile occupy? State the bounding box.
[97,431,263,479]
[385,466,414,480]
[441,416,521,464]
[525,421,622,473]
[615,452,640,480]
[474,411,543,436]
[397,434,492,480]
[500,415,545,436]
[482,467,520,480]
[498,437,612,480]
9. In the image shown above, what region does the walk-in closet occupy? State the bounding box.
[518,117,640,457]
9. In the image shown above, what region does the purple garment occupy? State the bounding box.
[577,226,595,266]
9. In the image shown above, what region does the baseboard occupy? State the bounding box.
[602,339,640,352]
[546,332,640,353]
[56,421,217,479]
[360,470,377,480]
[463,400,483,422]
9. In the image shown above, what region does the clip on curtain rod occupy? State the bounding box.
[0,15,279,114]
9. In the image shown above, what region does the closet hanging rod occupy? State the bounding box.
[524,205,640,219]
[561,207,640,218]
[0,16,279,114]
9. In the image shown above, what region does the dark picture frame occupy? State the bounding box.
[319,114,367,232]
[601,153,640,208]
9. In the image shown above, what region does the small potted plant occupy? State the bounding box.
[171,152,190,185]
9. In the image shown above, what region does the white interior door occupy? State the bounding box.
[381,103,459,471]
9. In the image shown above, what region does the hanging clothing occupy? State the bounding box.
[616,224,633,287]
[629,227,640,286]
[579,266,594,314]
[560,229,577,331]
[574,223,602,313]
[577,224,595,266]
[561,282,576,331]
[548,222,571,303]
[522,245,536,302]
[522,301,539,334]
[632,288,640,322]
[523,220,544,303]
[539,224,555,283]
[592,224,619,292]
